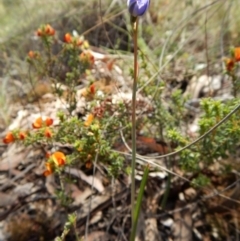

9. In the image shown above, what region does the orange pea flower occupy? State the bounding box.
[32,117,43,129]
[36,29,43,37]
[28,51,39,59]
[52,151,66,166]
[234,47,240,62]
[19,132,27,140]
[84,113,94,127]
[79,52,86,61]
[36,24,55,37]
[89,84,95,95]
[89,54,94,65]
[64,33,72,43]
[81,84,96,99]
[43,152,66,176]
[45,152,51,158]
[32,117,53,129]
[45,24,55,36]
[79,52,95,65]
[43,162,54,176]
[28,51,35,58]
[44,128,53,138]
[225,58,235,72]
[77,39,83,46]
[45,117,53,126]
[3,132,15,144]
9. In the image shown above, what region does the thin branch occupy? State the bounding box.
[149,101,240,159]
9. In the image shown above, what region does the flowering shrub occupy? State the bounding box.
[2,24,126,180]
[26,24,95,113]
[3,23,240,185]
[3,110,124,177]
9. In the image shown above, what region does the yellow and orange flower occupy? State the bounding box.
[32,117,53,129]
[234,47,240,62]
[3,132,15,144]
[45,117,53,126]
[32,117,43,129]
[43,162,54,176]
[45,152,51,159]
[28,51,36,59]
[45,24,55,36]
[19,132,27,140]
[76,39,83,46]
[89,84,95,95]
[81,84,96,100]
[36,29,43,37]
[43,151,66,176]
[225,58,235,72]
[44,128,53,138]
[36,24,55,37]
[52,151,66,167]
[79,51,95,65]
[84,113,94,127]
[64,33,72,43]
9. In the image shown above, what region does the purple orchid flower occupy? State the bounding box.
[127,0,150,17]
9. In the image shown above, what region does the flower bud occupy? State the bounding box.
[127,0,150,17]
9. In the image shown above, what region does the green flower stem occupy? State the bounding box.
[130,165,149,241]
[161,173,171,209]
[131,16,139,233]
